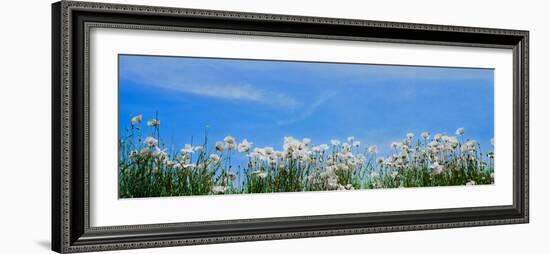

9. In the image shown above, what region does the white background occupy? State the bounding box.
[0,0,547,253]
[91,28,513,226]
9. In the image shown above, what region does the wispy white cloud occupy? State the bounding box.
[277,92,336,126]
[158,81,300,109]
[120,59,299,109]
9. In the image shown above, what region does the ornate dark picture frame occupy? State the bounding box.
[52,1,529,253]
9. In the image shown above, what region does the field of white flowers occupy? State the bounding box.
[118,114,495,198]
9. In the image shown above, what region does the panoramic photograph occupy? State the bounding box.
[117,54,495,198]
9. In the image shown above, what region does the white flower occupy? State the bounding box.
[446,136,459,149]
[347,136,355,143]
[421,132,430,139]
[311,146,321,153]
[224,136,236,150]
[447,136,458,144]
[182,163,195,170]
[466,180,476,186]
[428,141,439,149]
[302,138,311,145]
[248,151,261,160]
[238,139,253,153]
[391,142,401,149]
[147,119,160,127]
[226,143,236,150]
[353,141,361,147]
[130,114,142,125]
[456,127,465,136]
[327,177,339,189]
[226,172,237,181]
[368,145,378,154]
[357,154,366,163]
[434,133,442,141]
[430,161,444,175]
[215,141,224,152]
[264,147,274,155]
[406,133,414,139]
[151,147,162,157]
[144,136,158,147]
[342,143,351,151]
[252,170,268,179]
[194,146,204,153]
[391,171,399,178]
[139,147,150,156]
[180,144,194,154]
[212,185,227,194]
[376,157,384,164]
[224,136,236,144]
[331,139,341,146]
[320,144,329,151]
[209,153,220,162]
[462,140,477,152]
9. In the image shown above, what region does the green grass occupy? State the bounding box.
[118,115,494,198]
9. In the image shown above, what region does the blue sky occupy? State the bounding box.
[119,54,494,158]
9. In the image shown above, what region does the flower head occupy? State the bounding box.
[238,139,253,153]
[430,161,444,175]
[421,132,430,139]
[209,153,220,162]
[180,144,194,154]
[212,185,227,194]
[224,136,235,144]
[368,145,378,154]
[130,115,142,125]
[252,170,268,179]
[456,127,465,136]
[147,119,160,127]
[151,147,163,157]
[391,142,401,149]
[462,140,477,152]
[226,171,237,181]
[264,147,274,155]
[144,136,158,147]
[215,141,225,153]
[311,146,321,153]
[182,163,195,170]
[139,147,150,156]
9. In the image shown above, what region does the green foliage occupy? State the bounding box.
[119,115,494,198]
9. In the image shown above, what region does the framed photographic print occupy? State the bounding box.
[51,1,529,253]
